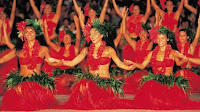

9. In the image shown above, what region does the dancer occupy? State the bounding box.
[29,0,63,39]
[0,19,62,111]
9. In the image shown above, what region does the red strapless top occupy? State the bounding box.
[19,57,43,65]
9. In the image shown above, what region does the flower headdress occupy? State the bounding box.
[129,3,134,14]
[92,19,115,38]
[149,26,175,43]
[198,0,200,6]
[16,19,43,41]
[84,3,101,17]
[58,30,76,42]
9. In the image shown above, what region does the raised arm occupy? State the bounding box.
[151,0,165,18]
[53,0,63,23]
[114,23,123,47]
[141,0,151,23]
[190,16,200,53]
[9,0,16,29]
[174,0,184,21]
[74,15,81,55]
[109,47,135,70]
[122,7,136,50]
[2,22,15,49]
[43,20,60,52]
[77,7,85,29]
[99,0,109,23]
[72,0,84,22]
[62,47,88,67]
[29,0,41,19]
[112,0,122,18]
[184,0,197,14]
[0,49,16,64]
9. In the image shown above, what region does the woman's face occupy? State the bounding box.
[133,5,140,16]
[179,31,188,43]
[157,34,168,47]
[166,1,174,12]
[90,28,103,44]
[139,30,148,41]
[24,26,36,41]
[63,34,72,44]
[0,11,6,20]
[43,4,52,15]
[89,9,97,19]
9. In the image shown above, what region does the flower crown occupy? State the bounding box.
[149,26,175,43]
[40,2,56,13]
[84,3,101,17]
[16,19,43,41]
[92,19,115,38]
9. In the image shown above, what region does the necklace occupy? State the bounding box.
[87,41,106,71]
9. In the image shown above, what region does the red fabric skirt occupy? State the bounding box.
[61,79,132,110]
[176,69,200,93]
[0,49,18,95]
[132,80,200,109]
[0,81,59,111]
[123,70,149,94]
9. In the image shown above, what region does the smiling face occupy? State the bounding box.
[24,26,36,41]
[166,1,174,12]
[132,5,140,16]
[139,30,148,41]
[90,28,103,44]
[43,4,52,15]
[179,31,188,44]
[157,34,168,47]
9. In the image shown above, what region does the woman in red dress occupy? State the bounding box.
[0,1,18,95]
[29,0,62,40]
[60,19,135,109]
[175,16,200,93]
[151,0,184,33]
[0,19,62,111]
[121,8,153,94]
[42,15,81,94]
[125,26,200,110]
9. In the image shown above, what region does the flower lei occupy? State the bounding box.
[177,41,190,56]
[151,45,172,74]
[136,39,150,51]
[87,41,106,71]
[22,40,41,70]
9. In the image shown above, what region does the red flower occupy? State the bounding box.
[198,0,200,6]
[84,3,89,17]
[16,21,28,32]
[160,0,166,10]
[148,26,161,43]
[58,30,65,42]
[40,2,46,12]
[129,3,134,14]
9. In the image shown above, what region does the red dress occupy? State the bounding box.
[42,13,57,38]
[123,40,150,94]
[162,12,178,31]
[131,45,200,109]
[176,42,200,93]
[42,45,76,94]
[0,48,18,95]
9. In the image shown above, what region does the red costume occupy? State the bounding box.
[131,45,200,109]
[61,42,132,109]
[42,13,57,37]
[123,39,150,94]
[0,40,59,111]
[1,18,11,37]
[162,12,178,31]
[176,42,200,93]
[42,45,76,94]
